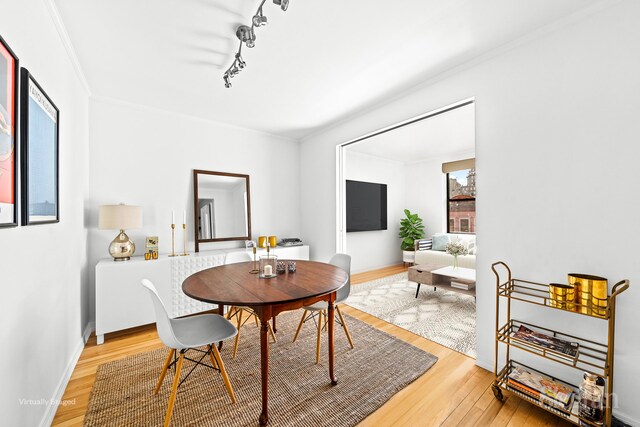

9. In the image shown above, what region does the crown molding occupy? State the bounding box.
[43,0,92,96]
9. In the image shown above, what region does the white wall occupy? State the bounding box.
[87,97,301,323]
[300,1,640,423]
[344,150,405,272]
[405,150,475,236]
[0,1,90,426]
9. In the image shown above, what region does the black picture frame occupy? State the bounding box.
[20,68,59,225]
[0,34,19,228]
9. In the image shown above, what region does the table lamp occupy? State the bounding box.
[99,204,143,261]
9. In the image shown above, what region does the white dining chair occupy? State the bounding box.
[292,253,354,364]
[224,251,277,358]
[141,279,237,427]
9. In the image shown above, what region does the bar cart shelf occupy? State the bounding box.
[491,262,629,426]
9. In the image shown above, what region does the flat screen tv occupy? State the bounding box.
[346,180,387,232]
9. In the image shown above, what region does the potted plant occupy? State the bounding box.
[398,209,425,264]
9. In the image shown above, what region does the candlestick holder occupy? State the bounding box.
[168,223,178,257]
[250,246,259,274]
[180,223,189,256]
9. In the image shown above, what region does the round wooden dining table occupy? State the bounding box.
[182,260,348,426]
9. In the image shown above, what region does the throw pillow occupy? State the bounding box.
[432,234,450,251]
[416,239,432,251]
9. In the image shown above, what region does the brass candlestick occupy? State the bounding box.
[250,246,259,274]
[169,223,178,257]
[180,223,189,256]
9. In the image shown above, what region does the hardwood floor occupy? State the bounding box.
[52,264,569,427]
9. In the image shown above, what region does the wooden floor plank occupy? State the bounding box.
[52,264,569,427]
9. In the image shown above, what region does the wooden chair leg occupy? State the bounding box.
[232,309,244,358]
[292,310,307,343]
[155,348,175,394]
[336,305,354,349]
[267,321,277,343]
[163,352,184,427]
[253,311,259,327]
[316,311,323,364]
[208,345,219,369]
[212,344,236,404]
[226,306,236,320]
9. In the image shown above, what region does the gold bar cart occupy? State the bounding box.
[491,261,629,426]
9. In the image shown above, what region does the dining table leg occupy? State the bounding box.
[218,304,225,350]
[259,316,270,426]
[328,296,337,386]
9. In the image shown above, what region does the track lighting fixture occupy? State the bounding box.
[273,0,289,12]
[253,8,268,27]
[222,0,291,88]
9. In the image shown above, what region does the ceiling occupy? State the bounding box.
[347,102,474,164]
[54,0,601,140]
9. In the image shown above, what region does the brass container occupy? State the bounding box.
[549,283,575,310]
[568,273,608,317]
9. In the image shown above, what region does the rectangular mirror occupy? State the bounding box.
[193,169,251,252]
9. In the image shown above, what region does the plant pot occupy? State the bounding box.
[402,250,415,264]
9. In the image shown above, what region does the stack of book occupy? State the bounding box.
[511,325,579,363]
[507,366,574,410]
[451,280,475,291]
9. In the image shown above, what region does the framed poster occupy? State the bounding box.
[0,35,18,228]
[20,68,59,225]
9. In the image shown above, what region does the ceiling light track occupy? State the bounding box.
[223,0,290,88]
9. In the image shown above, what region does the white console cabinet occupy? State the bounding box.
[95,245,309,344]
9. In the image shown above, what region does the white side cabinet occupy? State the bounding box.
[95,245,310,344]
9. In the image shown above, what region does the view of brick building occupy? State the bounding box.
[448,168,476,233]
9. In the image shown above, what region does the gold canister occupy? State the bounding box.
[258,236,267,248]
[568,273,608,317]
[269,235,278,248]
[549,283,575,311]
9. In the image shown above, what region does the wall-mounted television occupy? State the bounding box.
[346,180,387,232]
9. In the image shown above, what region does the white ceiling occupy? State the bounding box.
[347,102,474,164]
[54,0,601,140]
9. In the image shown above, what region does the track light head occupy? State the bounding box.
[223,74,231,88]
[253,9,268,27]
[236,54,246,69]
[236,25,256,48]
[273,0,289,11]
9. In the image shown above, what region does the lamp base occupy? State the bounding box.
[109,229,135,261]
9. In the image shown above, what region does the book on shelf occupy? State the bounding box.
[511,325,579,361]
[508,366,574,409]
[450,280,475,290]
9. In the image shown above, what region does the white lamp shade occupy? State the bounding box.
[99,205,143,230]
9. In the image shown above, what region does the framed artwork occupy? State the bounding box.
[0,34,18,228]
[20,68,59,225]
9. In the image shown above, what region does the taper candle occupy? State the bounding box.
[172,210,175,224]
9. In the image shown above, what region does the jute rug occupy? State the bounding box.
[348,272,477,358]
[84,311,437,426]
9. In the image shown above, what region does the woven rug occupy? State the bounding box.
[348,272,477,358]
[84,311,437,426]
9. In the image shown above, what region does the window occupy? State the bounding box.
[446,168,475,234]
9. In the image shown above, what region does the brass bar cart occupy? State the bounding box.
[491,261,629,426]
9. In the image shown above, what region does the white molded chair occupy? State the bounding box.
[224,251,277,357]
[292,253,354,364]
[141,279,237,427]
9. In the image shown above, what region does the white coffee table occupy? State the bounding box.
[431,266,476,297]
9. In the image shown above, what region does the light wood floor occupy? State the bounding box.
[52,264,570,427]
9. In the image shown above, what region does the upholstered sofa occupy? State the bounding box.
[414,233,476,269]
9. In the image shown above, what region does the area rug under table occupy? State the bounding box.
[84,311,437,426]
[348,272,477,358]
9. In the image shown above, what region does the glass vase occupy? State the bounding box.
[453,254,459,270]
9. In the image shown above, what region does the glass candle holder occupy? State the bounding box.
[276,260,287,274]
[259,255,277,278]
[288,260,297,273]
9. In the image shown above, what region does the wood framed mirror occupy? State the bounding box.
[193,169,251,252]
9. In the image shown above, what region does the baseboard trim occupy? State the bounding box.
[474,358,493,373]
[38,321,93,427]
